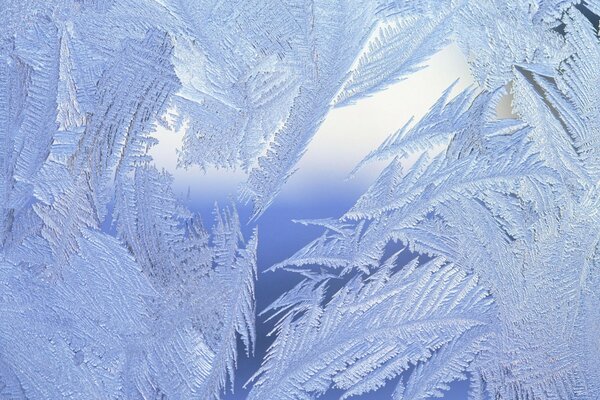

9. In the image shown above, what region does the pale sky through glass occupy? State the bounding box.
[150,43,483,203]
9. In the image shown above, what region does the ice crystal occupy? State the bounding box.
[1,1,599,399]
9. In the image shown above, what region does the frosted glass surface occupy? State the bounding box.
[1,2,599,399]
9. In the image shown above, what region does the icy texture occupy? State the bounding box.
[250,256,494,399]
[1,1,599,400]
[251,3,600,400]
[0,5,256,399]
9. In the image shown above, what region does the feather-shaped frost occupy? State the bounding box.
[249,255,494,399]
[2,1,600,399]
[251,4,600,399]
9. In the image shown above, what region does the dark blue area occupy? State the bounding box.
[188,180,471,399]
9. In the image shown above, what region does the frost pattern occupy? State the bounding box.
[249,256,494,400]
[1,1,599,400]
[0,5,256,399]
[251,2,600,400]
